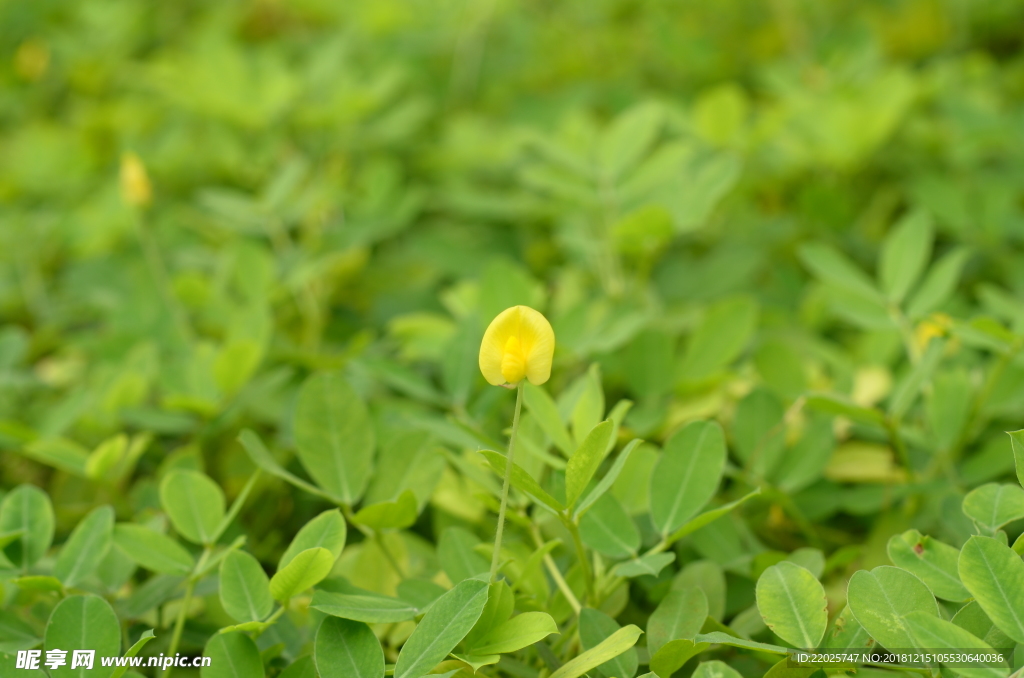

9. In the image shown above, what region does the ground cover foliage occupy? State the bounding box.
[2,0,1024,676]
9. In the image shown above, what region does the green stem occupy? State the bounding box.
[167,579,196,660]
[529,525,581,615]
[490,381,525,583]
[167,547,211,662]
[131,213,192,345]
[565,518,595,604]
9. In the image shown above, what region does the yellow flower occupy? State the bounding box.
[479,305,555,386]
[120,152,152,208]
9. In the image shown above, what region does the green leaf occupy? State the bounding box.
[650,639,710,678]
[44,595,120,678]
[613,552,676,579]
[823,605,872,650]
[879,209,933,303]
[648,587,709,656]
[579,493,639,559]
[1008,430,1024,490]
[14,575,63,592]
[269,547,334,601]
[732,388,785,477]
[0,611,41,652]
[903,612,1009,678]
[962,483,1024,532]
[201,631,264,678]
[598,101,663,180]
[21,438,89,477]
[692,631,789,655]
[581,610,634,678]
[679,296,758,382]
[352,489,418,530]
[0,484,55,570]
[561,622,638,678]
[650,421,726,536]
[565,420,614,508]
[906,247,970,318]
[437,527,490,585]
[805,393,886,427]
[952,601,1016,649]
[113,524,194,575]
[54,505,113,588]
[673,561,727,621]
[364,432,445,509]
[394,579,489,678]
[846,565,938,650]
[311,589,420,623]
[692,660,744,678]
[238,429,339,503]
[957,535,1024,644]
[524,382,574,457]
[886,529,970,602]
[575,439,643,518]
[755,562,827,648]
[278,509,347,570]
[109,629,156,678]
[663,489,762,547]
[314,617,384,678]
[219,550,273,623]
[293,371,376,505]
[278,656,316,678]
[888,337,945,419]
[159,470,226,544]
[571,364,605,446]
[479,450,563,514]
[798,243,881,300]
[468,611,558,655]
[463,581,514,650]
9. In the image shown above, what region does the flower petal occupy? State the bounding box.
[517,306,554,385]
[479,306,519,385]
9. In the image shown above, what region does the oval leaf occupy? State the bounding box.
[0,484,55,570]
[847,565,938,650]
[549,625,643,678]
[886,529,970,602]
[113,524,194,575]
[44,595,120,678]
[958,535,1024,644]
[962,483,1024,532]
[270,547,334,601]
[278,509,347,570]
[219,550,273,623]
[580,608,638,678]
[755,562,827,648]
[648,587,708,657]
[293,372,376,505]
[201,631,264,678]
[314,617,384,678]
[54,505,114,588]
[650,421,726,536]
[159,470,225,545]
[394,579,489,678]
[311,589,419,624]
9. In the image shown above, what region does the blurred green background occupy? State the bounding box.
[3,0,1024,672]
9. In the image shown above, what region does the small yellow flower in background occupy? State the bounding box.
[14,39,49,82]
[479,305,554,386]
[913,312,952,354]
[120,152,152,208]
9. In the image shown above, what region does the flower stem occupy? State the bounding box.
[167,547,211,665]
[565,518,595,603]
[490,381,525,582]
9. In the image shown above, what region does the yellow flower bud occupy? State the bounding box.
[479,305,555,386]
[120,152,152,208]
